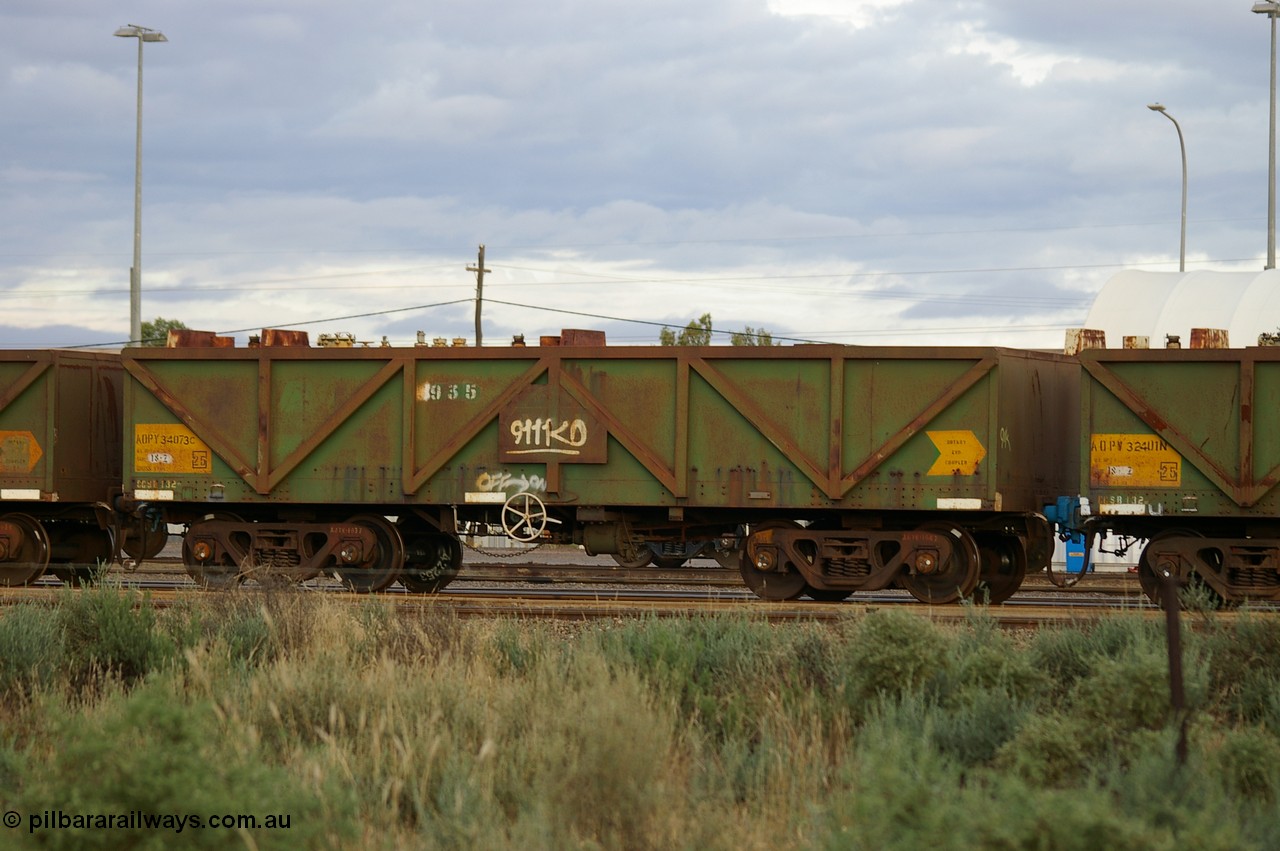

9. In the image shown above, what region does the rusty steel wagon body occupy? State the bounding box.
[1053,344,1280,604]
[120,336,1078,602]
[0,350,159,585]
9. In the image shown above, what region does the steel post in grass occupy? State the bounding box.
[1159,569,1188,765]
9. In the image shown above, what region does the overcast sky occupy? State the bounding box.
[2,1,1274,349]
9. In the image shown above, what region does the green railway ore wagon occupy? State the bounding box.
[1071,345,1280,604]
[121,340,1078,602]
[0,350,137,586]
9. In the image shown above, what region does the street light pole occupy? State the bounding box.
[1147,103,1187,273]
[114,24,167,346]
[1254,2,1278,269]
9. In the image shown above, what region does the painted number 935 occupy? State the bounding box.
[418,382,479,402]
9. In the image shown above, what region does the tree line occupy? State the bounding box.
[658,313,776,346]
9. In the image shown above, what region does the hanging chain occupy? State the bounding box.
[460,536,544,559]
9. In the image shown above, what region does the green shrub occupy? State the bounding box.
[929,687,1030,769]
[1026,617,1165,700]
[1072,653,1176,730]
[16,681,355,849]
[0,605,63,700]
[1025,626,1098,698]
[993,712,1096,787]
[840,610,949,708]
[824,710,972,849]
[57,584,175,687]
[933,611,1045,706]
[218,606,277,668]
[1211,726,1280,803]
[1201,615,1280,724]
[1102,740,1254,851]
[11,592,1280,848]
[488,620,547,676]
[592,616,779,743]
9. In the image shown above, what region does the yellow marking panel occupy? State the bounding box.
[926,430,986,476]
[0,431,42,474]
[134,424,212,474]
[1090,433,1181,488]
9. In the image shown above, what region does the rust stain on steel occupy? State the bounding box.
[842,357,997,496]
[1081,353,1263,506]
[123,357,259,486]
[690,356,836,498]
[265,357,406,493]
[1240,357,1255,498]
[543,356,566,495]
[828,355,844,491]
[406,356,551,494]
[558,365,682,496]
[1064,328,1107,356]
[257,349,271,492]
[165,329,234,347]
[1189,328,1230,349]
[401,366,415,493]
[558,329,606,347]
[259,329,310,347]
[675,356,690,499]
[1240,350,1280,502]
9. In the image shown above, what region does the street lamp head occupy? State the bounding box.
[1254,2,1280,15]
[114,24,167,42]
[1148,103,1166,112]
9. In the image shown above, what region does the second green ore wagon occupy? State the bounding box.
[1050,343,1280,605]
[121,335,1078,603]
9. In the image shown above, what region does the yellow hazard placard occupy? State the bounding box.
[0,430,42,474]
[1090,433,1181,488]
[134,424,212,474]
[926,430,986,476]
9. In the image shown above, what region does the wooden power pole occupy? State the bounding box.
[467,244,490,347]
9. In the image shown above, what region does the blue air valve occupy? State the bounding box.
[1043,496,1090,539]
[1043,496,1093,576]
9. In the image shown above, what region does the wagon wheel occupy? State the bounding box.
[1137,529,1231,609]
[502,493,550,543]
[400,534,463,593]
[334,514,405,593]
[47,524,113,587]
[610,539,653,569]
[975,536,1027,605]
[740,520,808,601]
[0,513,51,586]
[898,522,981,605]
[121,515,169,561]
[182,512,246,589]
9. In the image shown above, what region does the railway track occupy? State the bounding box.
[0,579,1168,628]
[9,541,1274,620]
[62,554,1146,591]
[5,554,1264,629]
